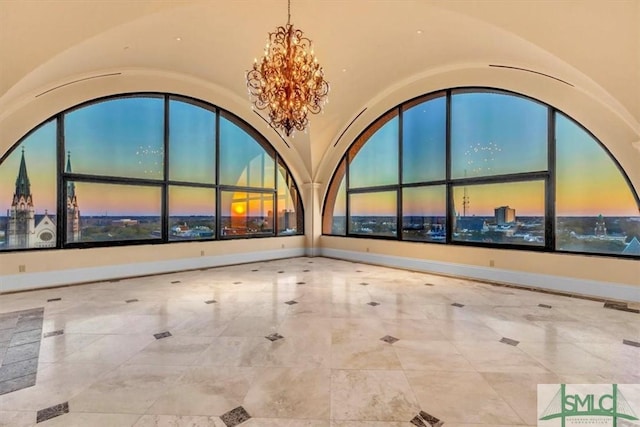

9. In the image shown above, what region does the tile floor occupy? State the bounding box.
[0,257,638,426]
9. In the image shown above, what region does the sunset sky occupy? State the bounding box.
[1,95,638,220]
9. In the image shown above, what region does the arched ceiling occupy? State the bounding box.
[1,0,639,186]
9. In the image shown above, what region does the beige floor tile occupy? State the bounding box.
[243,367,330,419]
[146,366,254,416]
[0,411,35,427]
[196,336,270,367]
[405,370,525,425]
[330,421,408,427]
[125,336,212,366]
[453,341,550,373]
[62,334,156,365]
[481,371,563,425]
[38,412,141,427]
[331,338,403,370]
[70,364,188,413]
[517,342,613,375]
[330,369,419,422]
[244,418,329,426]
[38,333,104,363]
[394,340,477,371]
[133,415,225,427]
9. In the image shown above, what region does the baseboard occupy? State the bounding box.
[319,248,640,303]
[2,246,638,303]
[0,247,305,293]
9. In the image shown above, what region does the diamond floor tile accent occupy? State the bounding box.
[538,303,552,308]
[500,337,520,346]
[204,299,217,304]
[359,282,369,286]
[43,329,64,338]
[171,280,181,284]
[451,303,465,307]
[265,333,284,342]
[380,335,399,344]
[220,406,251,427]
[125,299,138,303]
[367,302,380,306]
[296,281,306,285]
[154,331,172,340]
[411,410,444,427]
[47,298,61,302]
[623,339,640,347]
[284,300,298,305]
[278,271,285,273]
[233,282,242,284]
[604,301,640,313]
[424,283,435,286]
[36,402,69,423]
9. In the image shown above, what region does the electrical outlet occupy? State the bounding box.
[200,250,205,256]
[489,260,495,267]
[366,247,370,252]
[18,264,26,273]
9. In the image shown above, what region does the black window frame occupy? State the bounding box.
[0,92,304,252]
[322,87,640,259]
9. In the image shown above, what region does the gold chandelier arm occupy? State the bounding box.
[246,4,329,137]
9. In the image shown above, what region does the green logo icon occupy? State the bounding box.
[539,384,638,426]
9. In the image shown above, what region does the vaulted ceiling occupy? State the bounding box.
[1,0,639,187]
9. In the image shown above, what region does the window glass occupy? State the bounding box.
[169,100,215,184]
[402,185,446,242]
[402,96,446,183]
[0,120,57,250]
[277,162,300,235]
[452,180,545,245]
[220,191,274,237]
[451,92,547,179]
[555,114,640,255]
[322,159,346,235]
[219,116,275,188]
[67,182,161,243]
[349,191,397,237]
[65,97,165,179]
[349,115,399,188]
[168,186,215,241]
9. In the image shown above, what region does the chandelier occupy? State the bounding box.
[246,0,329,137]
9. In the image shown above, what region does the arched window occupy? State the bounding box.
[0,94,303,251]
[323,88,640,258]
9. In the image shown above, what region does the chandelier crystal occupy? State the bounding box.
[246,0,329,137]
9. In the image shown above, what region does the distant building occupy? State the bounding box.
[5,150,81,249]
[495,206,515,225]
[594,214,607,236]
[66,152,81,242]
[456,217,489,232]
[5,149,63,249]
[112,219,138,226]
[278,209,297,232]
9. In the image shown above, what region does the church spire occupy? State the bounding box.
[66,151,75,199]
[14,148,31,199]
